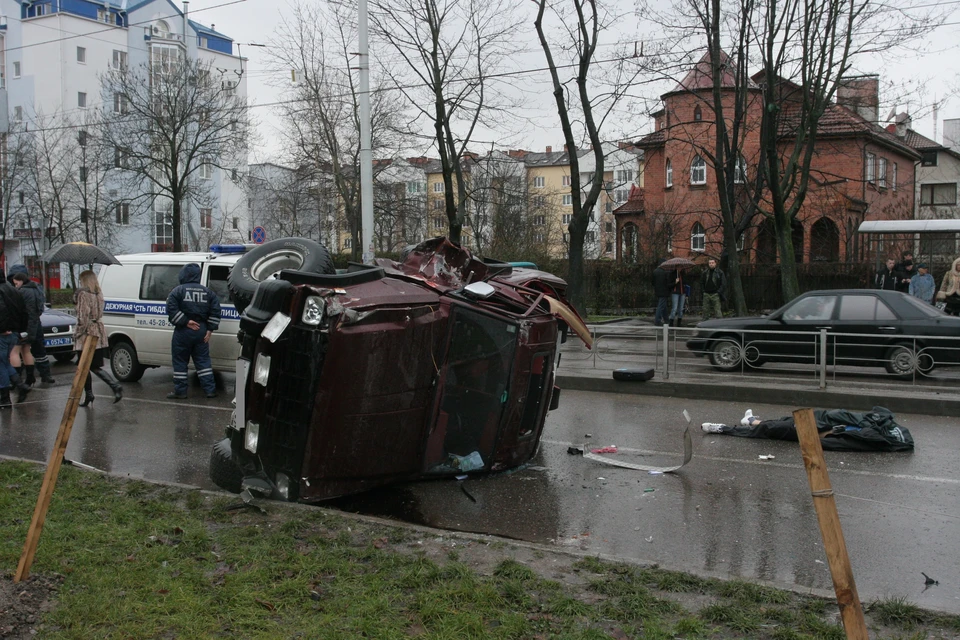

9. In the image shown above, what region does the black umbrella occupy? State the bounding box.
[42,242,121,265]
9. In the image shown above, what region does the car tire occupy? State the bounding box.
[708,338,743,372]
[228,238,335,314]
[209,438,243,494]
[884,343,928,379]
[111,340,146,382]
[53,353,76,364]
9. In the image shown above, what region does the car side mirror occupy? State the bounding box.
[463,282,495,299]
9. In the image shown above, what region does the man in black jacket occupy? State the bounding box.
[874,258,899,290]
[651,263,672,327]
[700,258,727,320]
[0,272,32,406]
[11,270,55,385]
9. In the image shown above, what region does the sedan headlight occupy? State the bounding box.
[244,420,260,453]
[254,353,271,386]
[302,296,325,325]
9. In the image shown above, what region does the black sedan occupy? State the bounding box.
[686,289,960,377]
[41,306,77,363]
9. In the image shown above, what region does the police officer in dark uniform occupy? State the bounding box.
[165,263,221,399]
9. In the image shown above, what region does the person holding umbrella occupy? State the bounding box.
[42,241,125,405]
[74,270,123,405]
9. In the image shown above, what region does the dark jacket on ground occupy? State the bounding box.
[166,263,221,331]
[701,267,727,297]
[651,267,671,298]
[0,281,27,334]
[17,279,45,339]
[874,266,899,291]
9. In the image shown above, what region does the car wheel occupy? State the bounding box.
[708,338,743,372]
[53,353,76,364]
[111,340,146,382]
[884,343,919,378]
[228,238,335,314]
[209,438,243,494]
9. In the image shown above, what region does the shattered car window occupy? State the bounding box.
[428,307,517,473]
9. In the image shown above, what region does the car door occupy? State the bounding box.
[137,264,183,364]
[769,294,839,365]
[833,294,900,367]
[203,264,241,368]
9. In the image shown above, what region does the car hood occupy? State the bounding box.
[41,309,77,326]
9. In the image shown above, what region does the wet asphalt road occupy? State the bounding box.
[3,362,959,614]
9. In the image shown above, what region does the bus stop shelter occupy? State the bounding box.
[857,220,960,269]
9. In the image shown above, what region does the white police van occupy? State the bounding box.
[98,246,245,381]
[99,239,336,382]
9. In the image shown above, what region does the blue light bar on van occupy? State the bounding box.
[209,244,247,254]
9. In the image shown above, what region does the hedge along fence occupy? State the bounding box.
[531,259,937,315]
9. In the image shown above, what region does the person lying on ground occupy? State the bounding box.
[701,406,914,452]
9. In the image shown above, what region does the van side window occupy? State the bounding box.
[207,265,231,305]
[140,265,183,301]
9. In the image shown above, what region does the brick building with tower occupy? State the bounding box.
[616,52,919,267]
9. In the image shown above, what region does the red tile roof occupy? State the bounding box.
[613,185,645,214]
[666,50,759,96]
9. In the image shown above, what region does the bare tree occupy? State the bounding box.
[533,0,644,311]
[269,1,406,259]
[0,128,32,266]
[247,163,323,241]
[371,0,521,246]
[99,55,249,251]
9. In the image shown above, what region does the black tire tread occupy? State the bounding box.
[228,238,335,314]
[209,438,243,493]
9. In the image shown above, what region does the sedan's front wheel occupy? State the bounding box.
[709,338,743,372]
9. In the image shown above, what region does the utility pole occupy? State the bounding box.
[358,0,374,263]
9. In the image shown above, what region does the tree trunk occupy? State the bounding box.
[172,197,182,252]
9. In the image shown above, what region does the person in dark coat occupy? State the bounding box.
[166,263,221,399]
[874,258,899,290]
[651,264,672,327]
[700,258,727,320]
[0,271,31,406]
[10,268,55,385]
[894,260,914,294]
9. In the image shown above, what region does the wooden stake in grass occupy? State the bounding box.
[793,407,868,640]
[14,334,98,583]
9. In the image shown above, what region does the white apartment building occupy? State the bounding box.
[0,0,246,282]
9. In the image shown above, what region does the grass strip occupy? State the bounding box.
[1,460,958,639]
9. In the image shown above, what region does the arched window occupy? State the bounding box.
[690,156,706,185]
[734,155,747,184]
[665,159,673,188]
[694,105,702,121]
[154,20,170,38]
[691,222,706,252]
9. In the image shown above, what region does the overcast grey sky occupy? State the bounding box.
[193,0,960,163]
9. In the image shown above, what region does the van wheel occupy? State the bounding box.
[209,438,243,493]
[228,238,335,314]
[111,340,146,382]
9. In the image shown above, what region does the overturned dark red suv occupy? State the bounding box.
[209,237,591,502]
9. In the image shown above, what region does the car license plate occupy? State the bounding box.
[45,337,73,348]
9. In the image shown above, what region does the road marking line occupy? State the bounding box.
[541,439,960,485]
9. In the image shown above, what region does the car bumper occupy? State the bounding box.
[44,336,75,352]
